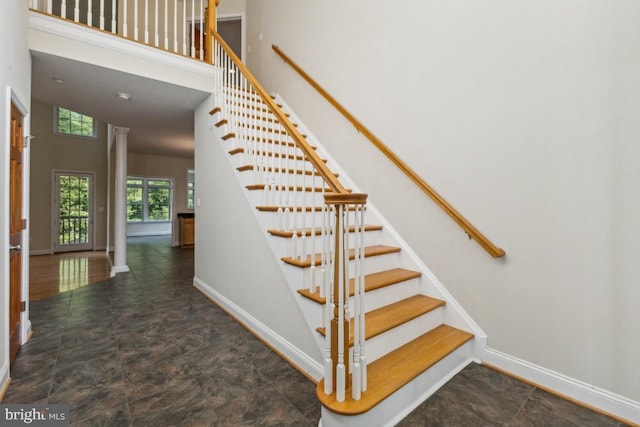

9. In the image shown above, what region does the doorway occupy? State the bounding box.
[53,172,94,253]
[9,102,24,364]
[217,16,243,60]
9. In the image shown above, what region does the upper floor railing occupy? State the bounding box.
[30,0,217,62]
[272,45,506,259]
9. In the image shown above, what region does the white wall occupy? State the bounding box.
[193,94,321,365]
[0,0,31,392]
[218,0,246,16]
[245,0,640,407]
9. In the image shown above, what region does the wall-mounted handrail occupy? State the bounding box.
[272,45,505,258]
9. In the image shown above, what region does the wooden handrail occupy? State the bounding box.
[212,32,347,194]
[272,45,505,258]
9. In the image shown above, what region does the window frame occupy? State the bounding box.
[126,176,173,223]
[54,106,97,138]
[186,169,195,210]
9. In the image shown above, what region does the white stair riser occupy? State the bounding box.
[355,277,420,313]
[362,308,445,365]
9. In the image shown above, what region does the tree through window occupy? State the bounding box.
[56,106,96,137]
[127,177,172,222]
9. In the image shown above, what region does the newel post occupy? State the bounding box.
[205,0,219,63]
[324,192,368,402]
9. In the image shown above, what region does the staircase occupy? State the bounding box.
[210,91,484,426]
[206,32,485,427]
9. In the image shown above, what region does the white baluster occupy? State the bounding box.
[111,0,116,33]
[47,0,53,15]
[144,0,149,43]
[182,0,187,54]
[99,0,104,30]
[74,0,79,22]
[190,0,195,58]
[164,0,168,49]
[323,202,333,395]
[336,204,346,403]
[310,166,317,292]
[122,0,127,36]
[154,0,159,46]
[358,204,368,393]
[87,0,92,26]
[173,0,178,52]
[199,0,204,60]
[134,0,138,40]
[352,203,362,400]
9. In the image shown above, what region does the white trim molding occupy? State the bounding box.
[482,348,640,425]
[193,276,323,381]
[0,361,9,401]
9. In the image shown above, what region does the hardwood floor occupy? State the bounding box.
[29,251,111,301]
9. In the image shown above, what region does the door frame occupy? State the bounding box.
[4,87,31,367]
[51,170,96,253]
[186,12,245,61]
[217,13,246,61]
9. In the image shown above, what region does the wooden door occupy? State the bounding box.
[9,103,24,364]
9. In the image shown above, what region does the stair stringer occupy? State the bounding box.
[275,93,488,354]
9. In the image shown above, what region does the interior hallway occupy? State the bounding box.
[3,236,627,426]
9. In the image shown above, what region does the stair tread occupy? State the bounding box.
[269,224,382,238]
[282,245,400,268]
[317,294,445,343]
[246,184,328,193]
[317,324,474,415]
[238,165,334,176]
[256,205,359,212]
[298,268,421,304]
[229,147,326,163]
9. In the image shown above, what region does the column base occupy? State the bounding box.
[110,265,130,277]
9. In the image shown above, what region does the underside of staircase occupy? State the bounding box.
[209,87,481,426]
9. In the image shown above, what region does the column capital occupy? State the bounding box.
[114,126,130,134]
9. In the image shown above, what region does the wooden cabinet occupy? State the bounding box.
[179,214,195,247]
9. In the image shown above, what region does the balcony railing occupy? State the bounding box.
[30,0,217,62]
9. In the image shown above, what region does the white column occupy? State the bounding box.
[111,127,130,276]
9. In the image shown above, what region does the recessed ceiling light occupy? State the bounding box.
[117,92,131,101]
[52,77,63,84]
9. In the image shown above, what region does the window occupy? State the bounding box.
[127,177,172,222]
[187,169,195,209]
[55,106,96,137]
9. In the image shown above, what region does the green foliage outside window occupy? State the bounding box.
[57,107,95,137]
[126,177,172,223]
[187,169,195,209]
[58,175,90,245]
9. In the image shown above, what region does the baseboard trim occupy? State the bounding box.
[481,348,640,426]
[126,231,171,237]
[0,361,10,402]
[193,276,323,382]
[29,249,53,256]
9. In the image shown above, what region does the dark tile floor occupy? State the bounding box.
[4,236,629,426]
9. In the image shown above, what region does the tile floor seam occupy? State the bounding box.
[10,236,620,426]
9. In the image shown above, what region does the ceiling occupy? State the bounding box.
[31,51,211,158]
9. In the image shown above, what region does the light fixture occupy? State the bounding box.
[117,92,131,101]
[52,77,63,84]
